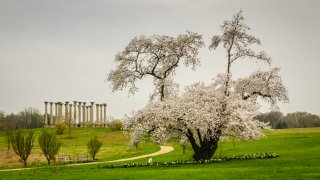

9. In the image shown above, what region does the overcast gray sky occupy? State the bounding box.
[0,0,320,119]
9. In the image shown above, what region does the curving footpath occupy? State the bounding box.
[71,145,174,166]
[0,146,174,172]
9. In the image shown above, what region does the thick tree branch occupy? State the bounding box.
[242,91,272,100]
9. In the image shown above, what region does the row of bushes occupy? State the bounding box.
[255,111,320,129]
[8,130,103,167]
[101,153,279,168]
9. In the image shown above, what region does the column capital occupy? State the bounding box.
[50,102,53,105]
[44,101,48,104]
[83,102,87,105]
[65,101,69,105]
[103,103,107,106]
[73,101,77,104]
[90,102,95,105]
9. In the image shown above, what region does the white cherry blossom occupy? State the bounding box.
[121,10,288,160]
[107,31,204,101]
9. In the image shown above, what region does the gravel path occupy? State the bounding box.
[0,145,174,172]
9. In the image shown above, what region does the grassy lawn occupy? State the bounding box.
[0,128,320,179]
[0,127,159,168]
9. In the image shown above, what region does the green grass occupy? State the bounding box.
[0,127,159,168]
[0,128,320,179]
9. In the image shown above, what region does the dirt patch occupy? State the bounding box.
[0,150,47,168]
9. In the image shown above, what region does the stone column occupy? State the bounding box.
[44,101,48,126]
[96,104,99,127]
[90,102,94,127]
[100,104,103,127]
[50,102,53,126]
[65,101,69,125]
[82,102,86,127]
[58,102,63,124]
[86,106,89,127]
[69,104,73,127]
[73,101,77,127]
[103,103,107,127]
[78,102,82,126]
[55,102,58,125]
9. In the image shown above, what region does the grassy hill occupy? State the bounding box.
[0,128,320,179]
[0,127,159,168]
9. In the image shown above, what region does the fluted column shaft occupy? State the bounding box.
[78,102,82,126]
[50,102,53,126]
[82,102,86,127]
[99,104,103,127]
[69,104,72,127]
[73,101,77,127]
[103,103,107,127]
[86,106,89,127]
[58,102,63,124]
[55,103,58,125]
[96,104,99,126]
[65,102,69,125]
[90,102,94,126]
[44,102,48,126]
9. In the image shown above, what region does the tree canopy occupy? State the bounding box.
[107,31,204,101]
[118,10,289,160]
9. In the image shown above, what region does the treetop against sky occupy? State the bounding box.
[0,0,319,118]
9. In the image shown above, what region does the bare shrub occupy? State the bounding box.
[38,130,62,165]
[55,124,66,134]
[108,120,123,131]
[10,130,35,167]
[87,136,102,160]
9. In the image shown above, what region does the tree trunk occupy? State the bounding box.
[23,159,27,167]
[186,130,220,161]
[192,139,219,161]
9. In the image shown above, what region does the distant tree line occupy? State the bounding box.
[0,107,44,131]
[255,111,320,129]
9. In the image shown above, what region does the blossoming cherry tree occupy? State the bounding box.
[121,10,288,160]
